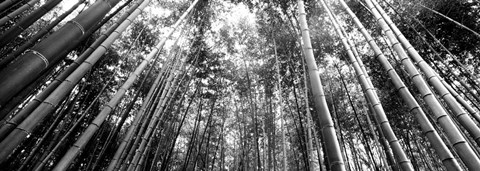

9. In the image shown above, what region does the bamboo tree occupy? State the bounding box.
[319,1,413,170]
[16,78,100,171]
[106,55,176,171]
[417,4,480,39]
[297,0,345,170]
[0,0,64,47]
[327,83,352,171]
[0,0,137,139]
[382,4,480,122]
[159,83,199,170]
[183,98,204,170]
[32,75,113,171]
[0,0,87,68]
[0,0,122,109]
[272,37,288,171]
[0,1,129,120]
[242,60,262,170]
[369,0,480,147]
[287,14,316,170]
[340,0,476,169]
[336,63,380,171]
[381,0,480,91]
[0,0,22,12]
[126,55,186,171]
[0,0,40,26]
[302,57,316,171]
[89,65,148,170]
[0,0,143,164]
[115,58,177,170]
[287,56,312,170]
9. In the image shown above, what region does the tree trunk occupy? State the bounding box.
[297,1,345,170]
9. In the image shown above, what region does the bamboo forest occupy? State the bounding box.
[1,0,480,170]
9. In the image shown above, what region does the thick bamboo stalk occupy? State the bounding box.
[50,2,157,171]
[0,0,86,68]
[0,1,127,127]
[0,0,22,12]
[0,0,64,47]
[0,1,130,118]
[0,0,40,26]
[0,0,122,109]
[320,1,414,170]
[297,0,345,170]
[0,0,136,139]
[370,0,480,146]
[341,0,478,169]
[0,0,140,164]
[387,10,480,122]
[381,0,480,91]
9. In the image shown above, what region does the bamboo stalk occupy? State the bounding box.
[0,0,65,47]
[0,0,122,109]
[297,0,345,170]
[341,0,477,169]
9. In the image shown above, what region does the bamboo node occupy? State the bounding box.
[69,20,85,35]
[391,41,401,48]
[26,49,49,68]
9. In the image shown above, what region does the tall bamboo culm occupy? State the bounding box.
[319,0,415,170]
[0,0,122,109]
[297,0,345,170]
[0,0,22,12]
[0,0,139,164]
[0,0,40,26]
[0,0,134,140]
[104,1,200,170]
[340,0,480,169]
[50,1,155,170]
[106,52,177,171]
[0,0,64,47]
[273,37,288,171]
[0,0,86,69]
[369,0,480,147]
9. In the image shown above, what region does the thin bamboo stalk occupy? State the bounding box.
[418,4,480,39]
[106,51,177,171]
